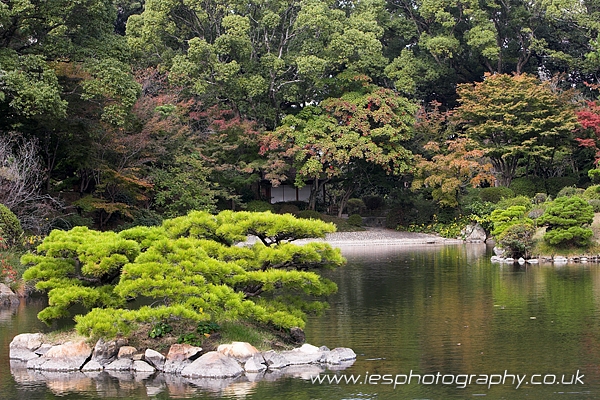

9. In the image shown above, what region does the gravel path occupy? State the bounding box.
[296,227,464,247]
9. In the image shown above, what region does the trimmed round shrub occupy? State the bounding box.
[347,214,363,227]
[346,198,365,215]
[588,199,600,213]
[497,195,532,211]
[245,200,275,212]
[497,223,536,258]
[556,186,584,198]
[510,177,538,197]
[546,177,578,197]
[538,196,594,246]
[589,169,600,184]
[479,187,514,203]
[0,204,23,247]
[277,204,300,215]
[297,210,325,220]
[583,185,600,200]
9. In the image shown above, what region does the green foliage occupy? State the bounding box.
[556,186,585,198]
[363,195,386,210]
[583,185,600,200]
[277,204,300,215]
[177,333,203,346]
[497,223,536,258]
[497,196,532,211]
[196,321,221,335]
[479,187,515,203]
[405,216,470,239]
[509,177,539,197]
[0,204,23,247]
[588,199,600,212]
[545,177,579,197]
[245,201,274,212]
[297,210,325,221]
[346,199,365,215]
[347,214,363,227]
[24,211,344,338]
[149,321,173,338]
[589,169,600,184]
[490,206,533,238]
[538,196,594,246]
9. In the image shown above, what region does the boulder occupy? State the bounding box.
[0,283,19,306]
[117,346,137,359]
[27,340,92,372]
[10,333,44,361]
[290,327,305,344]
[104,358,133,371]
[144,348,166,371]
[163,344,202,374]
[244,354,267,373]
[461,223,487,243]
[132,360,156,373]
[81,360,103,372]
[493,246,505,257]
[180,351,244,378]
[262,350,290,369]
[91,338,128,366]
[217,342,258,362]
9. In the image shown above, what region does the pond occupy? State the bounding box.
[2,243,600,399]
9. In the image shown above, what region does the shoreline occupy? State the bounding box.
[297,227,466,247]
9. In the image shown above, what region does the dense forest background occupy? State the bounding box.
[3,0,600,235]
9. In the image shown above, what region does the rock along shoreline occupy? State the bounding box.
[10,333,356,380]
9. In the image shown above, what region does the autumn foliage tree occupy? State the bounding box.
[261,80,418,213]
[412,137,496,207]
[455,73,578,186]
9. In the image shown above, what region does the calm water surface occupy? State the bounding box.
[2,244,600,399]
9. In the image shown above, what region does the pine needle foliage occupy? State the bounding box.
[23,211,344,339]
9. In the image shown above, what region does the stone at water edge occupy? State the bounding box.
[27,340,93,372]
[91,338,128,366]
[262,350,290,369]
[163,343,203,374]
[217,341,258,362]
[9,333,44,361]
[461,223,487,242]
[0,283,19,306]
[244,353,268,373]
[132,360,156,373]
[180,351,244,378]
[144,348,166,371]
[117,346,137,359]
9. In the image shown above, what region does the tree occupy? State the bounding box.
[412,137,496,207]
[538,196,594,246]
[22,210,344,339]
[455,73,578,186]
[261,81,417,214]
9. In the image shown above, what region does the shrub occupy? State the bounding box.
[347,214,363,227]
[583,185,600,200]
[556,186,585,198]
[510,177,539,197]
[528,207,545,219]
[538,196,594,246]
[545,177,578,197]
[497,195,532,211]
[0,204,23,247]
[297,210,325,220]
[497,223,536,258]
[245,200,274,212]
[362,195,385,210]
[272,201,307,212]
[277,204,300,215]
[589,169,600,184]
[589,199,600,212]
[490,206,533,238]
[346,198,365,215]
[479,187,514,203]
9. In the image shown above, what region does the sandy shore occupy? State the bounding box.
[296,227,465,247]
